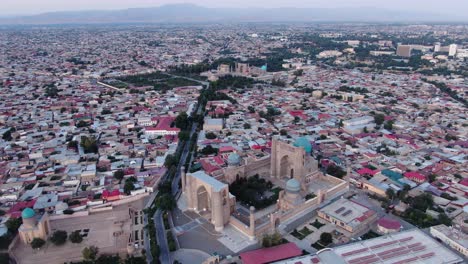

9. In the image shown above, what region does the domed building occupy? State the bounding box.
[279,179,304,210]
[293,137,312,154]
[18,208,50,244]
[227,153,241,167]
[285,178,301,193]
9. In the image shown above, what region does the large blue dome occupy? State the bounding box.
[227,153,241,166]
[21,208,35,219]
[293,137,312,153]
[286,179,301,193]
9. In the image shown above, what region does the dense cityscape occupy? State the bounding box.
[0,4,467,264]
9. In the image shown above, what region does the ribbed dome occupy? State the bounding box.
[293,137,312,153]
[227,153,241,166]
[286,179,301,193]
[21,208,35,219]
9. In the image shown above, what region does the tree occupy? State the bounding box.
[326,165,346,179]
[124,181,135,195]
[164,155,178,168]
[155,194,176,211]
[243,123,251,129]
[262,235,271,248]
[80,136,98,153]
[69,230,83,243]
[411,193,434,211]
[5,218,22,234]
[31,238,45,249]
[428,174,437,183]
[2,129,12,141]
[50,230,67,246]
[320,232,333,245]
[205,132,217,139]
[82,246,99,261]
[374,114,385,125]
[384,120,393,130]
[178,131,190,141]
[200,145,218,155]
[113,170,124,182]
[175,112,189,130]
[385,188,396,201]
[438,213,452,226]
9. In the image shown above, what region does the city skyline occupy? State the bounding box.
[1,0,468,16]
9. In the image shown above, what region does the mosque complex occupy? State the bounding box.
[181,136,349,239]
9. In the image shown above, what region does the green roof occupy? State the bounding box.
[293,137,312,153]
[21,208,35,219]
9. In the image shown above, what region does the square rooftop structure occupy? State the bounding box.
[318,198,376,232]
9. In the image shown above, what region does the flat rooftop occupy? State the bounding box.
[275,229,464,264]
[319,198,376,228]
[333,228,464,264]
[431,224,468,249]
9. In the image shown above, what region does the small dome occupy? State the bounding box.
[21,208,35,219]
[227,153,241,166]
[286,179,301,193]
[293,137,312,153]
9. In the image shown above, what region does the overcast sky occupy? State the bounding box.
[1,0,466,16]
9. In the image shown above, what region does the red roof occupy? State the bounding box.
[357,168,378,176]
[240,242,302,264]
[377,218,402,230]
[460,178,468,187]
[219,146,235,153]
[8,200,37,218]
[102,189,120,199]
[404,172,426,182]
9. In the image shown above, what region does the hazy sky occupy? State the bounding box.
[1,0,466,16]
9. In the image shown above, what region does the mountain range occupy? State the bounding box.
[0,4,465,25]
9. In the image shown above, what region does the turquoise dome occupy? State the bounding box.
[21,208,35,219]
[261,65,267,71]
[286,179,301,193]
[293,137,312,153]
[227,153,241,166]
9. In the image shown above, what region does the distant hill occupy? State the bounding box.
[0,4,465,25]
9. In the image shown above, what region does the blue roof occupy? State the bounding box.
[381,169,403,181]
[21,208,35,219]
[286,179,301,193]
[227,153,241,165]
[293,137,312,153]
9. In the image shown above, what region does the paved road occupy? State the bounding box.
[155,77,205,263]
[154,210,170,263]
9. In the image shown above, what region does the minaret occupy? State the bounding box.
[249,206,256,240]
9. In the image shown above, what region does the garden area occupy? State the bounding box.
[291,226,314,240]
[229,174,281,209]
[311,232,333,250]
[310,219,325,229]
[113,72,200,93]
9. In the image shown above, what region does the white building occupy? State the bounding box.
[430,224,468,257]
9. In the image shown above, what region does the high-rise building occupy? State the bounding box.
[434,42,441,52]
[396,45,412,57]
[448,44,458,56]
